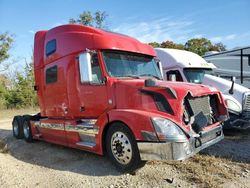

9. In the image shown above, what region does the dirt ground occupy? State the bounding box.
[0,118,249,188]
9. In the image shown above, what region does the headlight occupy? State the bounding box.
[225,99,241,113]
[151,117,187,141]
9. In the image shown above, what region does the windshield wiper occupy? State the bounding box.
[139,74,160,80]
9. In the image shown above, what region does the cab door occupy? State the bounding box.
[77,52,109,117]
[65,52,109,148]
[40,62,68,145]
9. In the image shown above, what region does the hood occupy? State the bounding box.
[156,80,217,97]
[114,79,219,103]
[112,78,225,127]
[203,74,250,104]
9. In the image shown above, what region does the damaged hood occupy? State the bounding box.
[112,78,227,132]
[155,80,219,98]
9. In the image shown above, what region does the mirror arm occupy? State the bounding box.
[229,76,235,95]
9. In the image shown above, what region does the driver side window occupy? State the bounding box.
[91,54,103,84]
[166,70,183,81]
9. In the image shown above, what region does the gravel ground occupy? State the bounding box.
[0,118,249,188]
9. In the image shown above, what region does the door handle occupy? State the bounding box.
[80,106,85,112]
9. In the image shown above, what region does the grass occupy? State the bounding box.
[165,154,248,188]
[147,153,250,188]
[0,107,39,120]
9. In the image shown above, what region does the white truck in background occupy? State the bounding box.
[155,48,250,129]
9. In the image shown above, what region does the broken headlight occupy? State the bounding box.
[152,117,187,141]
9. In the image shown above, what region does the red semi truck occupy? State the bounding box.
[12,24,228,173]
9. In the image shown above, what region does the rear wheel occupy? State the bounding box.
[23,116,33,142]
[106,122,145,173]
[12,116,24,139]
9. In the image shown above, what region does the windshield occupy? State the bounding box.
[102,51,162,79]
[184,68,212,84]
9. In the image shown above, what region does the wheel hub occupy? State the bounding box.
[115,142,123,153]
[111,131,132,165]
[23,122,29,138]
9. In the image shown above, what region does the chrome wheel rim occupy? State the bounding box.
[23,122,30,138]
[13,120,19,136]
[111,131,132,165]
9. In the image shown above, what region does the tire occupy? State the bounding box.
[106,122,146,173]
[12,116,24,139]
[23,116,33,142]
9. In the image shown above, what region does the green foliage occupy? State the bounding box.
[94,11,108,28]
[1,59,38,109]
[0,32,13,64]
[148,42,161,48]
[160,40,185,50]
[69,11,108,28]
[0,32,13,72]
[211,42,227,52]
[149,38,227,56]
[184,38,213,56]
[149,40,184,50]
[0,76,8,109]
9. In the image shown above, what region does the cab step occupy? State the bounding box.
[34,133,42,138]
[76,141,96,148]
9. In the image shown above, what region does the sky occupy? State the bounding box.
[0,0,250,68]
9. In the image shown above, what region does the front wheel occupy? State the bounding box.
[106,123,145,173]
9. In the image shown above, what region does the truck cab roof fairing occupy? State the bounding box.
[41,24,155,65]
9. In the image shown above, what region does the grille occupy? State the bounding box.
[242,93,250,119]
[187,96,211,116]
[183,95,218,133]
[243,93,250,110]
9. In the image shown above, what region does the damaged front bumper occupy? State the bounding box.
[138,125,223,161]
[225,111,250,130]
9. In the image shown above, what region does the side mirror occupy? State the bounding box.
[169,74,177,82]
[79,52,92,83]
[155,59,163,78]
[232,76,236,82]
[229,76,236,94]
[34,85,38,91]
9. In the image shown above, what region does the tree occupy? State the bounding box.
[148,42,161,48]
[0,75,9,109]
[95,11,108,28]
[5,58,38,109]
[211,42,227,52]
[0,32,13,72]
[69,11,108,28]
[185,38,213,56]
[160,40,185,50]
[149,40,185,49]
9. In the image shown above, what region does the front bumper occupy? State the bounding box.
[226,112,250,130]
[138,125,223,161]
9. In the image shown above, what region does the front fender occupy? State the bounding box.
[107,109,161,141]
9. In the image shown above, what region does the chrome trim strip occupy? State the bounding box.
[32,119,99,135]
[36,123,65,131]
[65,124,99,135]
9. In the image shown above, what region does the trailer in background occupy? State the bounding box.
[203,46,250,88]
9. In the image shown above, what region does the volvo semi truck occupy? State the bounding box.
[12,25,227,173]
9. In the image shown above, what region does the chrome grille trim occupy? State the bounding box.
[188,96,210,116]
[243,92,250,110]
